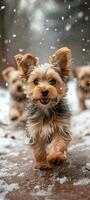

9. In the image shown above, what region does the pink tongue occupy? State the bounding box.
[40,98,49,104]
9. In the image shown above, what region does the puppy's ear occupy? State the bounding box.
[2,67,15,81]
[15,53,38,80]
[73,67,81,78]
[50,47,72,79]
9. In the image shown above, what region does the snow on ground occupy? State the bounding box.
[0,87,10,124]
[74,178,90,186]
[67,80,90,133]
[67,80,90,153]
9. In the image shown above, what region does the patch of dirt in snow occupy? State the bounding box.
[0,82,90,200]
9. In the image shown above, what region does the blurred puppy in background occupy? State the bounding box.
[15,47,72,170]
[73,66,90,111]
[2,67,27,125]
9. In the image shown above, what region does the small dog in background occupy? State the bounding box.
[73,66,90,111]
[15,47,72,170]
[2,67,27,125]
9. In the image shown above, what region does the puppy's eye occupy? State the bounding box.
[49,79,56,85]
[34,79,39,85]
[12,79,16,83]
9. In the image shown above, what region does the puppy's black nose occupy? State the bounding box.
[86,81,90,86]
[17,85,22,92]
[41,90,49,97]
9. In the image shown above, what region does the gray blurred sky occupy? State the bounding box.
[0,0,90,68]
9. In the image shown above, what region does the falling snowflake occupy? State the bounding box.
[19,49,24,52]
[77,12,84,18]
[4,40,9,44]
[87,39,89,43]
[75,19,78,23]
[68,5,71,10]
[65,24,71,31]
[57,38,60,42]
[50,46,56,50]
[54,28,58,32]
[81,29,84,33]
[61,16,64,21]
[85,16,89,21]
[0,6,5,10]
[69,15,72,19]
[46,19,49,22]
[42,37,45,41]
[6,49,10,52]
[12,34,16,38]
[46,27,49,31]
[82,48,86,52]
[13,9,16,12]
[5,82,8,87]
[8,40,11,43]
[2,58,6,63]
[14,20,17,23]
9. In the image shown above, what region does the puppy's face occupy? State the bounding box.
[24,64,66,108]
[2,67,24,97]
[73,66,90,93]
[15,47,72,108]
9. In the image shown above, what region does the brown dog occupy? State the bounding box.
[15,47,72,169]
[73,66,90,111]
[2,67,27,125]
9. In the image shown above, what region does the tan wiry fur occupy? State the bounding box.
[73,66,90,111]
[2,67,27,125]
[15,47,72,169]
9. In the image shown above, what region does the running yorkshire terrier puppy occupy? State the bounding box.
[2,67,26,125]
[15,47,72,169]
[73,66,90,111]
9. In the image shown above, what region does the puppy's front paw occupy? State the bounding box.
[10,116,18,121]
[34,161,52,170]
[47,152,65,166]
[10,110,19,121]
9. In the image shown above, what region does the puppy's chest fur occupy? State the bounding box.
[26,100,70,143]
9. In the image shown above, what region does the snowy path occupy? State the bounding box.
[0,81,90,200]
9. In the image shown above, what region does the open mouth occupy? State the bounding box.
[40,98,50,105]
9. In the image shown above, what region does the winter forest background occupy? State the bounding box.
[0,0,90,75]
